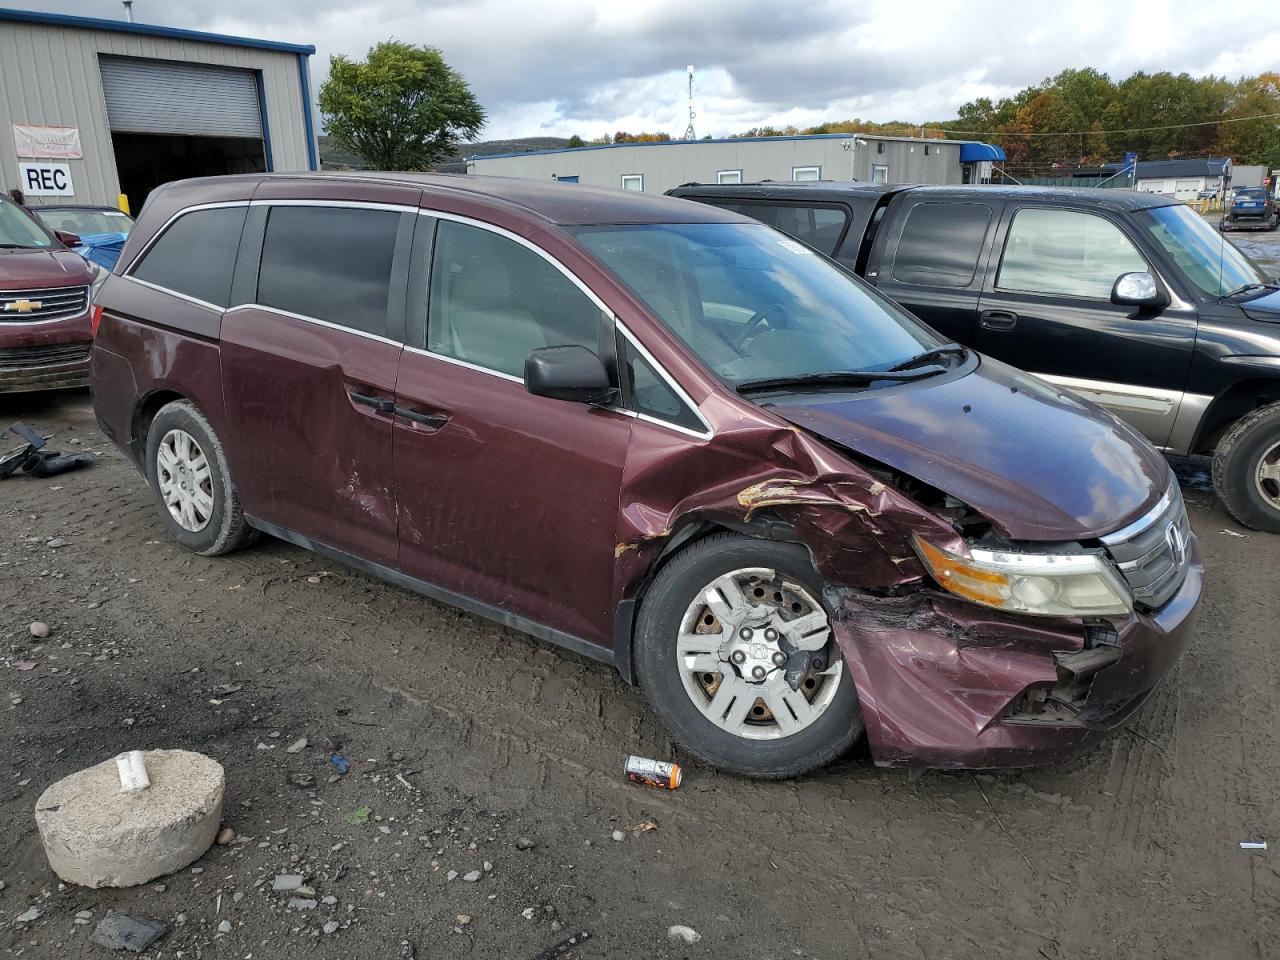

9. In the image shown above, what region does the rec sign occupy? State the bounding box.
[17,162,75,197]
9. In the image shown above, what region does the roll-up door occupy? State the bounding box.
[99,56,263,139]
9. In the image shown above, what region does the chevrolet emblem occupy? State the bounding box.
[3,299,42,314]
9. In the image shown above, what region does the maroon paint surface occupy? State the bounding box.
[91,172,1205,769]
[0,244,96,390]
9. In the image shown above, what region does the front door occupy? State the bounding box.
[975,203,1198,447]
[220,201,414,564]
[392,215,633,645]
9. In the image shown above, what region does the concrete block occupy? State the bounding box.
[35,749,224,888]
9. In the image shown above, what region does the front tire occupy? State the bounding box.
[1212,403,1280,533]
[634,532,863,778]
[145,400,257,555]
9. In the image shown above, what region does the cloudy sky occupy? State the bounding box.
[14,0,1280,140]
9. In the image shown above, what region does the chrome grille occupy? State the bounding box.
[0,286,90,323]
[0,343,92,370]
[1101,484,1192,611]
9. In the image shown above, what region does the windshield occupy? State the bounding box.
[569,223,941,387]
[1134,203,1268,297]
[0,197,54,249]
[35,207,132,237]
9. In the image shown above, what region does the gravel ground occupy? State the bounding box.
[3,229,1280,959]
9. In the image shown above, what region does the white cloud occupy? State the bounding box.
[17,0,1280,140]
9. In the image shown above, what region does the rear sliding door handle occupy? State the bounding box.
[394,406,449,428]
[347,389,395,414]
[980,310,1018,331]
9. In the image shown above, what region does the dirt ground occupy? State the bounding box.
[4,230,1280,959]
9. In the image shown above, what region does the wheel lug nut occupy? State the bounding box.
[751,666,767,680]
[772,651,787,667]
[730,650,747,665]
[764,628,778,641]
[739,627,753,640]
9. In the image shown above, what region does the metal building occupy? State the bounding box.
[467,134,1006,193]
[0,7,318,213]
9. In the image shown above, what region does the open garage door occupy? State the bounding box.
[99,55,268,211]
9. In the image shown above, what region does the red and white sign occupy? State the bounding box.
[13,124,82,160]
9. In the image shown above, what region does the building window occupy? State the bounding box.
[791,166,820,182]
[717,169,743,185]
[555,175,579,183]
[621,174,644,192]
[871,164,889,184]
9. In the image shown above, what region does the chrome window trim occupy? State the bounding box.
[224,303,403,348]
[418,208,715,440]
[124,274,225,313]
[121,200,250,275]
[249,198,422,215]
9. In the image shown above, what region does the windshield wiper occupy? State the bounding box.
[1222,282,1276,299]
[0,243,32,249]
[735,367,947,395]
[888,343,968,372]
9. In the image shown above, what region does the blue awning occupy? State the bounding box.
[959,142,1006,163]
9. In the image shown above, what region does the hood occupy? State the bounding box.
[768,357,1170,542]
[0,247,95,289]
[1241,288,1280,321]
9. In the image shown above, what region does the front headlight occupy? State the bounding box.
[89,262,108,301]
[912,535,1132,617]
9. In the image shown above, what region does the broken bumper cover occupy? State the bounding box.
[832,541,1203,768]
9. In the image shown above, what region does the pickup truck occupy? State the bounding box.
[667,181,1280,532]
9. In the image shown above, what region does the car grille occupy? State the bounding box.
[0,342,92,370]
[0,286,90,324]
[1100,484,1192,611]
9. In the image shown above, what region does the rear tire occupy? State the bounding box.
[145,400,258,555]
[1212,403,1280,533]
[634,532,862,778]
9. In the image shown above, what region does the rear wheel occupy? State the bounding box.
[145,400,257,555]
[634,533,862,778]
[1212,403,1280,533]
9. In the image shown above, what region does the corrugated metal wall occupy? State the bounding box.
[0,19,314,207]
[468,137,966,192]
[99,56,264,137]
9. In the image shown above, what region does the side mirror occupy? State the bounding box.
[525,344,617,404]
[53,229,82,247]
[1111,272,1165,308]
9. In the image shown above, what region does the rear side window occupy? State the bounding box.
[997,207,1148,299]
[256,206,400,336]
[717,202,847,256]
[892,202,992,287]
[427,220,604,379]
[132,206,246,307]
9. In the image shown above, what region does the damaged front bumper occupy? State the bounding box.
[830,540,1202,769]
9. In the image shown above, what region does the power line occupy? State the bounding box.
[930,110,1280,138]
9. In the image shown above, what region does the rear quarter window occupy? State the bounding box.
[131,206,247,307]
[891,202,992,287]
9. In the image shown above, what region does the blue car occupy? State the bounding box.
[32,204,134,269]
[1221,186,1278,232]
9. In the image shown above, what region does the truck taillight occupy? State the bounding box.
[91,305,103,336]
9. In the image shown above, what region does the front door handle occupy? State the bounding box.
[347,389,395,414]
[394,406,449,428]
[980,310,1018,331]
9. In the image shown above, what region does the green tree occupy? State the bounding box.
[318,40,485,170]
[566,134,586,148]
[1218,73,1280,166]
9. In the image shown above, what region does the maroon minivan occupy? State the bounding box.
[91,174,1203,777]
[1,192,103,392]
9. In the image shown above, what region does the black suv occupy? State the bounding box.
[669,181,1280,531]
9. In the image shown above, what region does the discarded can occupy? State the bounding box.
[115,751,150,793]
[625,755,682,789]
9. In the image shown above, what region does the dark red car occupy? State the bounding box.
[90,174,1203,777]
[1,192,103,393]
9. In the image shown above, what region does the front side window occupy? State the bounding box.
[892,202,992,288]
[257,206,400,336]
[428,220,605,379]
[132,205,246,307]
[792,166,820,182]
[571,222,940,388]
[0,196,56,250]
[997,207,1148,299]
[1136,202,1268,297]
[621,174,643,192]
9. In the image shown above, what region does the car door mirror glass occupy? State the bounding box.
[525,344,616,404]
[1111,271,1163,307]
